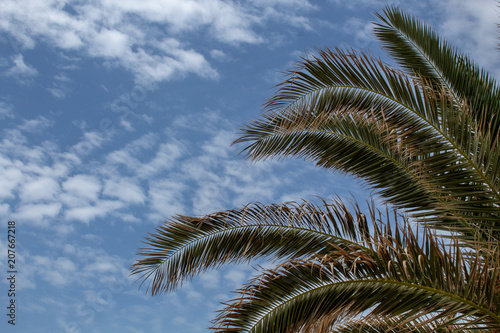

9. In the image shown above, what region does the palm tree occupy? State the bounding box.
[131,7,500,332]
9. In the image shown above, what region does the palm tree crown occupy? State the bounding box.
[131,7,500,332]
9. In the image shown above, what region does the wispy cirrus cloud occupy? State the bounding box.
[18,116,54,133]
[1,0,315,86]
[0,110,351,228]
[0,101,14,119]
[432,0,499,76]
[3,54,38,83]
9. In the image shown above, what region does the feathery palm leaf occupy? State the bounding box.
[234,46,500,244]
[131,200,371,295]
[132,200,500,332]
[374,6,500,136]
[212,214,500,332]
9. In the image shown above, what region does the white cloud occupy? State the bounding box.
[54,73,72,82]
[47,73,73,99]
[58,30,84,49]
[65,200,125,222]
[0,128,133,225]
[0,166,23,199]
[342,18,376,49]
[0,0,315,85]
[106,133,157,170]
[119,119,134,131]
[141,142,185,177]
[0,108,344,228]
[19,244,130,293]
[209,49,230,62]
[15,202,62,225]
[18,116,55,133]
[201,130,233,158]
[62,175,102,203]
[199,270,220,289]
[84,257,120,274]
[70,130,107,158]
[171,110,232,135]
[63,244,76,255]
[328,0,401,9]
[5,54,38,80]
[0,204,10,216]
[432,0,499,76]
[223,267,252,289]
[90,29,130,58]
[105,135,184,178]
[0,101,14,119]
[250,0,316,30]
[103,178,145,204]
[148,179,187,219]
[20,176,60,202]
[57,257,78,272]
[116,213,141,223]
[252,0,315,8]
[47,87,67,99]
[191,180,227,215]
[122,43,218,86]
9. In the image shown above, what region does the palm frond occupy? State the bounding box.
[234,48,500,243]
[238,110,431,205]
[212,222,500,332]
[131,200,373,295]
[374,6,500,136]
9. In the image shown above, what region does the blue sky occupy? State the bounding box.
[0,0,498,332]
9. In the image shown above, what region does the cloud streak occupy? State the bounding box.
[1,0,314,85]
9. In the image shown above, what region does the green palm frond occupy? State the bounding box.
[374,6,500,135]
[235,47,500,243]
[373,7,500,238]
[212,220,500,332]
[131,200,373,295]
[236,104,436,210]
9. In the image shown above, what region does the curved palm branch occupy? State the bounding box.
[374,7,500,237]
[131,199,372,295]
[234,45,500,244]
[373,6,500,135]
[212,220,500,332]
[132,199,500,332]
